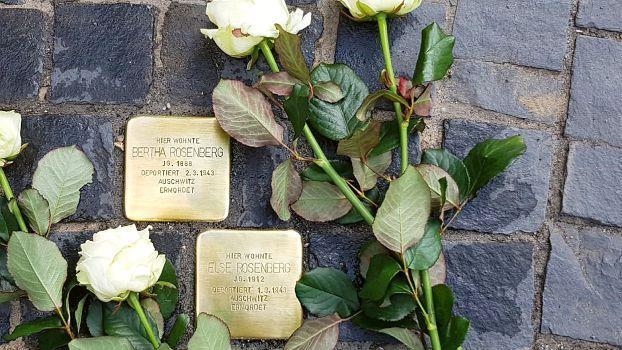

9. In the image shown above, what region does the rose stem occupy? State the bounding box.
[0,167,29,233]
[377,12,442,350]
[258,40,375,225]
[128,292,160,349]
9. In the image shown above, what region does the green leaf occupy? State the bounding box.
[359,254,401,301]
[355,90,410,122]
[154,259,179,319]
[432,284,454,329]
[284,314,341,350]
[64,279,79,333]
[440,316,470,350]
[274,25,311,83]
[378,328,425,350]
[158,344,172,350]
[308,64,369,140]
[86,299,104,336]
[270,160,303,222]
[284,84,311,139]
[212,79,284,147]
[292,181,353,222]
[75,295,88,334]
[352,152,392,191]
[3,316,62,341]
[187,313,232,350]
[295,267,359,318]
[68,337,135,350]
[416,165,460,211]
[351,313,417,331]
[32,146,94,224]
[338,187,380,225]
[38,329,71,350]
[405,220,442,271]
[141,298,164,339]
[18,189,51,235]
[361,294,416,322]
[301,161,353,183]
[7,231,67,311]
[103,302,158,350]
[463,136,527,197]
[314,81,344,103]
[358,240,389,278]
[165,314,189,348]
[0,208,8,243]
[412,23,456,85]
[337,121,381,159]
[257,71,300,96]
[372,166,431,254]
[421,149,471,201]
[370,119,423,157]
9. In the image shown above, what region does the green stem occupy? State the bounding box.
[128,292,159,349]
[55,307,75,340]
[377,13,442,350]
[0,167,29,233]
[259,40,375,226]
[377,13,408,174]
[421,270,442,350]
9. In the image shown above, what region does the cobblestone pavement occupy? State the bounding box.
[0,0,621,349]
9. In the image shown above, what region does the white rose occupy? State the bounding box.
[201,0,312,58]
[338,0,422,20]
[76,225,166,302]
[0,111,22,161]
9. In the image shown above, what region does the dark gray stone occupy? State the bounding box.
[287,0,316,5]
[566,36,622,147]
[0,303,9,344]
[445,241,535,350]
[227,143,290,228]
[453,0,572,71]
[562,143,622,227]
[335,3,447,91]
[5,115,116,221]
[51,4,154,104]
[0,9,45,102]
[161,3,321,107]
[0,0,24,4]
[542,224,622,346]
[576,0,622,32]
[443,120,554,234]
[447,60,565,123]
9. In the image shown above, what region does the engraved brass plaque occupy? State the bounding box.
[125,116,230,222]
[196,230,303,339]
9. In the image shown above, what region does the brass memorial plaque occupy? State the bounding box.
[196,230,303,339]
[125,116,230,222]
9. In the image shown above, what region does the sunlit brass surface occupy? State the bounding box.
[125,116,230,222]
[196,230,303,339]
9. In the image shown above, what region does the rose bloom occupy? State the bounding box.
[201,0,312,58]
[0,111,22,160]
[76,225,166,302]
[338,0,422,20]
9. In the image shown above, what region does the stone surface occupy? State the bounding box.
[542,224,622,346]
[562,143,622,227]
[0,9,45,102]
[566,36,622,147]
[447,60,565,123]
[227,143,290,228]
[443,119,554,234]
[5,115,116,221]
[335,3,447,91]
[576,0,622,32]
[445,241,535,350]
[453,0,572,71]
[161,3,322,107]
[51,4,154,104]
[0,303,9,344]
